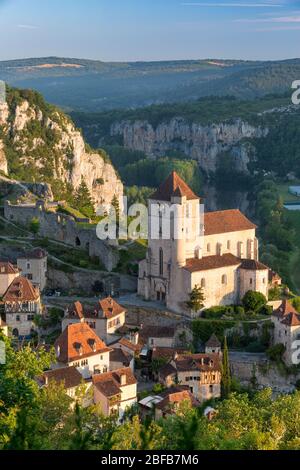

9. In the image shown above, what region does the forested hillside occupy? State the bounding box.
[1,57,299,111]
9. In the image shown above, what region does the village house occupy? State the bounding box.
[62,297,126,342]
[2,276,42,338]
[138,171,269,316]
[54,322,111,379]
[93,367,137,422]
[0,261,21,296]
[158,352,222,402]
[271,300,300,366]
[139,386,200,421]
[39,366,83,399]
[110,348,134,372]
[139,325,176,350]
[17,248,48,292]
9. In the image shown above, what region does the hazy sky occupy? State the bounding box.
[0,0,299,61]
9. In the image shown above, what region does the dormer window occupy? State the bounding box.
[74,342,83,356]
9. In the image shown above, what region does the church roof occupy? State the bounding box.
[240,259,269,271]
[150,171,199,202]
[184,253,241,273]
[204,209,257,235]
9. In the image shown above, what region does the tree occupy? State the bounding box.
[74,180,95,219]
[186,285,205,314]
[221,336,231,399]
[242,290,267,313]
[29,217,40,235]
[111,194,120,221]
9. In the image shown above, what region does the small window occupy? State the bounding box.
[227,240,231,250]
[201,278,206,288]
[27,263,31,269]
[207,243,211,253]
[209,385,214,393]
[159,248,164,276]
[185,377,189,381]
[16,315,20,321]
[263,278,266,284]
[250,278,253,285]
[222,274,227,285]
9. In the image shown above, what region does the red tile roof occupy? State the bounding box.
[184,253,241,273]
[152,347,188,361]
[156,387,200,412]
[0,261,20,275]
[173,353,221,373]
[151,171,199,202]
[281,312,300,327]
[272,300,298,319]
[42,366,82,389]
[204,209,257,235]
[55,323,111,363]
[118,337,143,354]
[93,367,137,398]
[96,297,126,320]
[19,248,47,259]
[2,276,40,302]
[67,301,85,320]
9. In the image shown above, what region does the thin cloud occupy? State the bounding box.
[236,14,300,22]
[17,24,39,30]
[181,2,284,7]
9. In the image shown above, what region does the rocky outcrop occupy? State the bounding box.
[111,117,268,173]
[0,89,123,209]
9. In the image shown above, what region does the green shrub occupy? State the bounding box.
[266,343,285,362]
[242,290,267,313]
[202,306,227,319]
[29,217,40,234]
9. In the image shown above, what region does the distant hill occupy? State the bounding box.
[0,57,299,111]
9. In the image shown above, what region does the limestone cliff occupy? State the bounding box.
[0,88,123,208]
[111,117,268,173]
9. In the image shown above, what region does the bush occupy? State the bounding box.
[202,306,226,319]
[234,306,245,315]
[266,343,286,362]
[242,291,267,313]
[29,217,40,234]
[258,304,273,316]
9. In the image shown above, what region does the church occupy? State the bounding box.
[138,171,269,317]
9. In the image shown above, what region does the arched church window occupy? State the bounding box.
[159,248,164,276]
[222,274,227,285]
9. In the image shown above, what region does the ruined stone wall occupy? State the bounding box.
[4,200,119,271]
